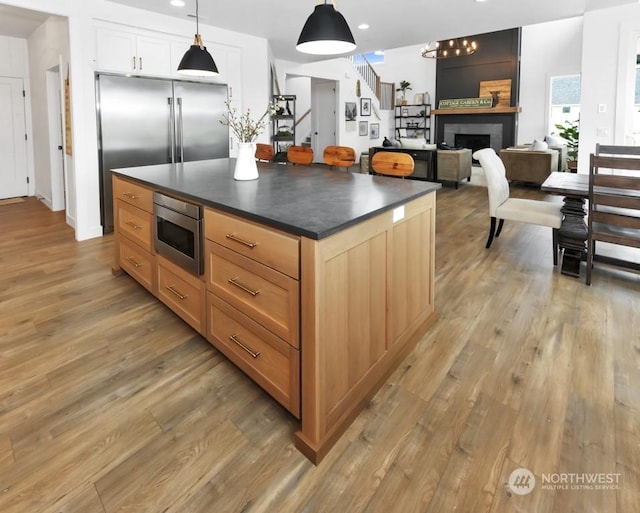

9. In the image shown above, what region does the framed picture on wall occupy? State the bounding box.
[360,97,371,116]
[359,120,368,136]
[345,102,357,121]
[370,123,379,139]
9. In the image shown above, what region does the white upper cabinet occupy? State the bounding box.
[95,23,242,88]
[95,25,172,76]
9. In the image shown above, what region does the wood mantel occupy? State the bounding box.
[432,106,521,115]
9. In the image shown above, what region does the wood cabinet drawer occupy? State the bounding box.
[156,254,205,334]
[207,293,300,417]
[113,176,154,213]
[206,240,299,348]
[119,235,154,293]
[117,201,153,252]
[204,208,299,279]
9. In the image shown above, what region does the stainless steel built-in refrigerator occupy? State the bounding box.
[96,74,229,233]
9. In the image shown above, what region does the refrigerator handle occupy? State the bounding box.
[168,97,176,163]
[177,97,184,163]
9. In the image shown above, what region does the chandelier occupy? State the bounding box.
[421,38,477,59]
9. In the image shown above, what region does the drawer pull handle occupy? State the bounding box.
[226,233,257,249]
[229,334,260,358]
[228,277,260,297]
[122,192,139,199]
[126,256,142,268]
[125,221,141,230]
[165,284,187,300]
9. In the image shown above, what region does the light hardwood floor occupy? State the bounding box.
[1,185,638,513]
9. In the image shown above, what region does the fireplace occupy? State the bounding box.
[442,122,504,153]
[455,133,490,156]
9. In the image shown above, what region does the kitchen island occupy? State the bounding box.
[111,159,440,463]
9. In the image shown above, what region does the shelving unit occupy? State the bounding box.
[395,103,431,141]
[272,94,296,162]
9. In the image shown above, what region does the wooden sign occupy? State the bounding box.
[438,97,493,109]
[479,79,511,108]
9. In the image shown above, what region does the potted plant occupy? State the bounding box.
[554,118,579,171]
[396,80,412,105]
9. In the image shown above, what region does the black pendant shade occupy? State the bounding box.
[178,34,219,76]
[177,0,218,76]
[296,3,356,55]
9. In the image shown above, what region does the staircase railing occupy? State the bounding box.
[348,54,380,97]
[347,54,394,109]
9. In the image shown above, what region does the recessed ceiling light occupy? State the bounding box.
[170,0,185,7]
[358,23,369,30]
[475,0,488,2]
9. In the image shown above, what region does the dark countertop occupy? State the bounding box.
[112,158,441,239]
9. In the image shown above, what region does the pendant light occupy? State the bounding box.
[296,0,356,55]
[177,0,218,76]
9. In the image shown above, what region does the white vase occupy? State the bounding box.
[234,142,259,181]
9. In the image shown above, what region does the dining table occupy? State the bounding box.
[542,171,640,278]
[541,172,588,277]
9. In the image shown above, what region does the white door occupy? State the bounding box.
[0,77,28,199]
[312,80,337,163]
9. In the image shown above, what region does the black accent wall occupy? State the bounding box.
[435,28,521,149]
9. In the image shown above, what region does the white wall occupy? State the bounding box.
[276,57,388,159]
[372,44,437,110]
[518,17,583,145]
[285,76,311,144]
[3,0,270,241]
[276,44,437,156]
[27,15,69,209]
[579,3,640,173]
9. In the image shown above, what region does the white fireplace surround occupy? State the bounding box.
[443,123,503,152]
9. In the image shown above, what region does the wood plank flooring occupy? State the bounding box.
[1,186,638,513]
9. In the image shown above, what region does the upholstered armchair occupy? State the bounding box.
[499,148,559,185]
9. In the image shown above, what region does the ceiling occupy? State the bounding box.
[0,0,636,62]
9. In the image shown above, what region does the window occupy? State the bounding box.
[549,74,581,135]
[363,50,384,64]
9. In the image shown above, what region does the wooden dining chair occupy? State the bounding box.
[370,151,415,178]
[585,148,640,285]
[323,145,356,170]
[255,143,274,162]
[287,146,314,165]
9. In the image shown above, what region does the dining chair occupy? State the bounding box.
[287,145,314,165]
[585,148,640,285]
[595,144,640,158]
[322,145,356,170]
[370,151,415,178]
[473,148,563,265]
[255,143,274,162]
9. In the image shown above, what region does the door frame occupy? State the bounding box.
[46,64,66,211]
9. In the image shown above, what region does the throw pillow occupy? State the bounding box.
[531,139,549,151]
[545,134,566,147]
[400,138,427,149]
